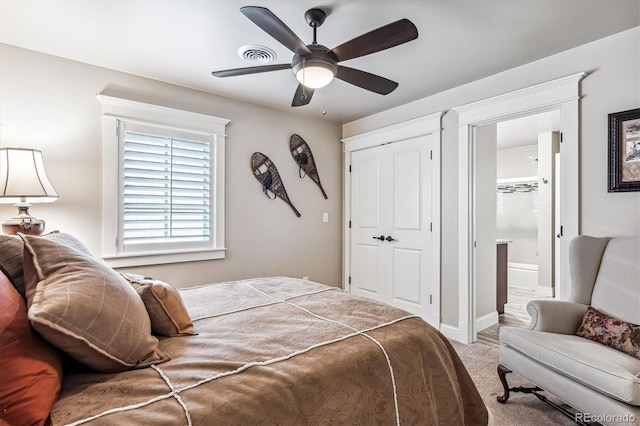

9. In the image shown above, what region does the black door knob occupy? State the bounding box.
[372,235,385,241]
[385,236,396,242]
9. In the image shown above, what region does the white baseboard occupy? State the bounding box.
[440,322,470,344]
[508,265,538,290]
[425,313,440,329]
[475,310,499,332]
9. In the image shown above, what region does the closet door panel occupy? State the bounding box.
[392,247,422,305]
[352,244,381,298]
[354,155,380,229]
[393,148,421,230]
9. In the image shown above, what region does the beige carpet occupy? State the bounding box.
[450,340,576,426]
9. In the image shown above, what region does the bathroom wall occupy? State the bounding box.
[496,144,539,265]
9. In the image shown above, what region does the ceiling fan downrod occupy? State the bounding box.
[305,8,326,45]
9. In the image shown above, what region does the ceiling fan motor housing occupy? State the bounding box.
[291,44,338,83]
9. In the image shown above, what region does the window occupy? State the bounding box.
[121,123,212,249]
[98,95,229,267]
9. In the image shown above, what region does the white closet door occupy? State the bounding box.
[351,146,390,304]
[350,135,435,323]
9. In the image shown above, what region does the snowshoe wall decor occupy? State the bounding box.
[251,152,301,217]
[290,134,328,199]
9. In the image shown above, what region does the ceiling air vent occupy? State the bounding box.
[237,45,276,64]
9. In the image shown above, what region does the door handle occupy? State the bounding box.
[385,236,397,242]
[372,235,385,241]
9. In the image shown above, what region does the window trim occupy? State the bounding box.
[98,94,230,267]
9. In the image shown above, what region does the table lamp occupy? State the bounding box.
[0,148,59,235]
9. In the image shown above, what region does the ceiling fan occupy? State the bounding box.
[211,6,418,107]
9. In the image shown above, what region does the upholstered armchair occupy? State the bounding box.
[497,235,640,425]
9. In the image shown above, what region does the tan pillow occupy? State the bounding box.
[122,273,195,337]
[20,234,170,372]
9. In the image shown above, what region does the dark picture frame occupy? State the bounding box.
[608,108,640,192]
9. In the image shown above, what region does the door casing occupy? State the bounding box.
[452,72,585,344]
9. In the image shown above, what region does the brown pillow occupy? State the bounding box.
[0,234,26,296]
[20,234,170,372]
[0,269,63,426]
[576,306,640,359]
[122,273,196,337]
[0,231,93,298]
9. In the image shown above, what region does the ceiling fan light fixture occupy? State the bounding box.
[293,57,337,89]
[296,65,334,88]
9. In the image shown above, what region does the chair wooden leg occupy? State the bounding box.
[496,364,591,424]
[497,363,512,403]
[532,393,592,426]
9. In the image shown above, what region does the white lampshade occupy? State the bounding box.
[0,148,59,204]
[295,63,336,89]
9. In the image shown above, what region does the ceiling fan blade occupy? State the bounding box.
[335,66,398,95]
[292,84,314,107]
[212,63,291,77]
[330,19,418,62]
[241,6,312,56]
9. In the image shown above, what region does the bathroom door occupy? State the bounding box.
[349,135,437,325]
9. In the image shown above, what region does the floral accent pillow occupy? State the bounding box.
[576,307,640,359]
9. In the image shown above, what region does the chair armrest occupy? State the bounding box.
[526,300,589,334]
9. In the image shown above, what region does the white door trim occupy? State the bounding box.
[452,72,585,344]
[342,112,443,329]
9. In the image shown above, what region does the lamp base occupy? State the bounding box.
[2,218,45,236]
[2,202,46,235]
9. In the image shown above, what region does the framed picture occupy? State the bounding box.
[608,108,640,192]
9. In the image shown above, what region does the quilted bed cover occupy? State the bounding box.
[50,277,487,425]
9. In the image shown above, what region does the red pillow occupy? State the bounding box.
[0,270,63,426]
[576,306,640,359]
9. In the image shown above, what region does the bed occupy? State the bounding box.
[0,233,488,425]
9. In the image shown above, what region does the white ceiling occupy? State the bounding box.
[497,110,561,149]
[1,0,638,123]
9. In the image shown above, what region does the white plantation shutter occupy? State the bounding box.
[122,129,211,247]
[99,95,229,267]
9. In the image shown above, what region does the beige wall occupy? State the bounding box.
[0,43,343,288]
[343,27,640,327]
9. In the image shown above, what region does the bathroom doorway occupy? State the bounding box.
[454,72,584,345]
[495,112,560,325]
[476,111,560,344]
